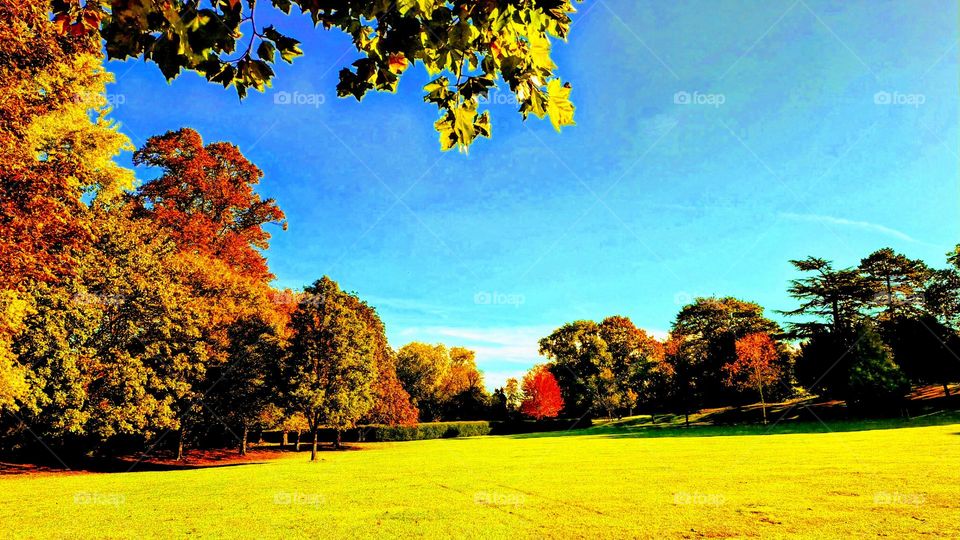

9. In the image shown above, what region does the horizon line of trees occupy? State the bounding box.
[527,246,960,424]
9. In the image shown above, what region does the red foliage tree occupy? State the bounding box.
[132,128,286,281]
[520,365,564,420]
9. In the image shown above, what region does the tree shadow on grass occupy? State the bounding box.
[508,407,960,441]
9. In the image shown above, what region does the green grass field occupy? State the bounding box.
[3,418,960,538]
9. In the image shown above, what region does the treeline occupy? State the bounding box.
[524,247,960,423]
[0,16,426,462]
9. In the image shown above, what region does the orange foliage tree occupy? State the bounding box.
[132,128,286,281]
[520,365,564,420]
[725,332,782,424]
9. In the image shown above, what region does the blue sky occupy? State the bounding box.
[106,0,959,389]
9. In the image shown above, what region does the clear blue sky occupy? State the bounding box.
[106,0,959,390]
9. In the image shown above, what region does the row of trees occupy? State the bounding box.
[530,247,960,423]
[0,13,427,460]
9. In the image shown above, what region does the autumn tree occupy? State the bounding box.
[0,1,133,290]
[599,316,666,411]
[286,277,376,459]
[670,297,781,406]
[56,0,580,150]
[342,294,417,427]
[520,366,563,420]
[396,342,450,420]
[133,128,286,281]
[504,378,524,412]
[725,333,783,424]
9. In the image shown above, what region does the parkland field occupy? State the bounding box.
[2,416,959,539]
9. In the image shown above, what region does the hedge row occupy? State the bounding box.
[262,418,593,444]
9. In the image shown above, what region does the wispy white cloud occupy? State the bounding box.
[779,212,921,243]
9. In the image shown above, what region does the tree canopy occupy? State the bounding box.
[52,0,580,151]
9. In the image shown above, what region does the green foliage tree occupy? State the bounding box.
[396,342,450,420]
[669,297,780,406]
[286,277,376,459]
[213,315,286,455]
[784,257,872,339]
[54,0,580,150]
[859,248,929,319]
[539,320,614,417]
[846,323,909,409]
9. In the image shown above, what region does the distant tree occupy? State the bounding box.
[859,248,929,319]
[663,333,698,426]
[925,268,960,330]
[670,297,780,405]
[287,277,376,460]
[539,320,614,416]
[795,327,849,397]
[343,295,417,427]
[520,366,564,420]
[880,315,960,397]
[846,323,909,409]
[504,378,524,412]
[590,367,622,418]
[599,316,665,412]
[395,342,450,421]
[784,257,872,339]
[725,333,783,424]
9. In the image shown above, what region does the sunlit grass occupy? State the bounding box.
[3,419,959,538]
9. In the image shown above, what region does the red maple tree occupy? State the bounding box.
[520,365,564,420]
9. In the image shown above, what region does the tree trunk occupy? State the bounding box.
[295,430,301,451]
[176,426,185,461]
[944,382,951,397]
[240,424,248,456]
[310,427,318,461]
[282,430,289,448]
[334,430,342,449]
[758,383,768,425]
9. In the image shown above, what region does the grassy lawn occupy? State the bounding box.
[3,419,960,538]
